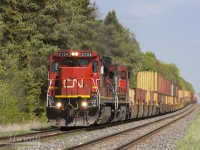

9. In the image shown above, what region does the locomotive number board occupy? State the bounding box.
[58,52,69,57]
[81,52,92,57]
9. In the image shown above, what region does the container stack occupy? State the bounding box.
[135,71,194,106]
[137,71,158,92]
[137,71,180,105]
[136,71,158,105]
[178,89,184,104]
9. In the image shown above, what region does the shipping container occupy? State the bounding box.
[140,89,146,103]
[157,74,160,93]
[184,97,191,104]
[137,71,174,96]
[137,71,158,92]
[164,96,167,105]
[135,88,146,104]
[158,93,165,104]
[163,80,171,96]
[135,88,140,104]
[150,91,154,104]
[171,84,174,96]
[154,92,158,105]
[176,97,180,104]
[167,96,174,105]
[145,91,151,104]
[167,80,171,95]
[171,84,178,97]
[157,77,171,96]
[178,90,184,99]
[129,89,135,104]
[175,87,178,97]
[180,97,183,104]
[184,91,191,98]
[173,97,177,105]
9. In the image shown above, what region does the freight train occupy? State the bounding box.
[46,49,196,126]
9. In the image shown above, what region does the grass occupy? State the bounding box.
[0,120,52,137]
[176,105,200,150]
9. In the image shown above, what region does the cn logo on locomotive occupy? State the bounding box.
[62,79,84,88]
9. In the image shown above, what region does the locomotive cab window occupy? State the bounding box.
[52,61,59,73]
[109,72,114,79]
[92,61,98,73]
[77,59,89,66]
[121,71,127,79]
[62,59,74,67]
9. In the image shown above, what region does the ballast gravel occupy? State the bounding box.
[81,106,197,150]
[18,104,198,150]
[128,105,199,150]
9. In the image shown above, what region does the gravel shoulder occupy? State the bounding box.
[128,105,199,150]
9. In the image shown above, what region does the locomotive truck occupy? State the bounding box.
[46,49,196,126]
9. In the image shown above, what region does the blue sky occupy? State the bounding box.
[91,0,200,97]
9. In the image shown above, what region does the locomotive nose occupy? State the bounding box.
[58,67,91,96]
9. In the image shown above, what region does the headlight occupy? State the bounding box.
[56,102,62,108]
[75,52,78,56]
[81,101,88,107]
[71,52,79,56]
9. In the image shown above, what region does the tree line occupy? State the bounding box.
[0,0,194,125]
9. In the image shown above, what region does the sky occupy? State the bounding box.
[91,0,200,97]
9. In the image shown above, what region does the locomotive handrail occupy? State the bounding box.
[47,79,54,107]
[91,78,101,108]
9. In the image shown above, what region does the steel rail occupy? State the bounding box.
[117,105,197,150]
[0,127,86,148]
[66,104,196,150]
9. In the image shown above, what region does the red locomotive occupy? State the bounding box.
[47,50,129,126]
[46,49,196,126]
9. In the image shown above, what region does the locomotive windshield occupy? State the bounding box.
[121,71,127,79]
[62,59,74,66]
[60,59,89,67]
[77,59,89,66]
[92,61,98,72]
[52,61,59,73]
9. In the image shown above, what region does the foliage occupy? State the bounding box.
[142,52,157,71]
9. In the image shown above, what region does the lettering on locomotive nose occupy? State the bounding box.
[62,79,84,88]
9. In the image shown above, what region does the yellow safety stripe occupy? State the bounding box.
[49,86,58,90]
[55,95,90,98]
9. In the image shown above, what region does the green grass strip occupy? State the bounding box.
[0,130,34,137]
[176,107,200,150]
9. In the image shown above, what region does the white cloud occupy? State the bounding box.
[129,0,199,18]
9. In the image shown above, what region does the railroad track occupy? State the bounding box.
[0,104,195,149]
[66,104,196,150]
[0,127,86,148]
[0,120,132,148]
